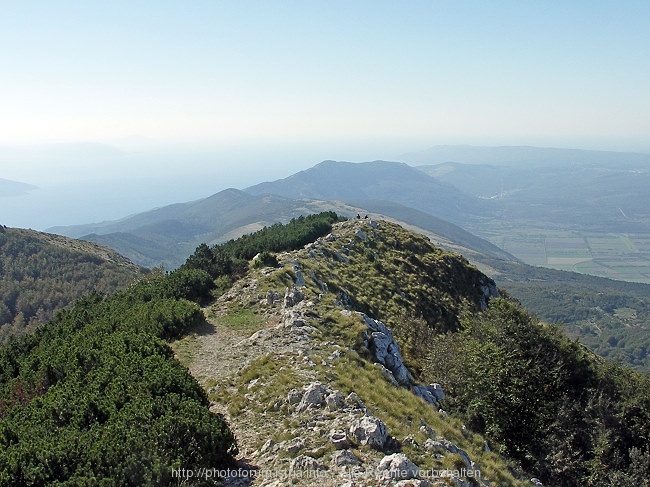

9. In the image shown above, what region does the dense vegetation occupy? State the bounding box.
[483,258,650,372]
[426,298,650,486]
[0,212,342,485]
[0,267,234,485]
[182,211,342,284]
[0,226,147,343]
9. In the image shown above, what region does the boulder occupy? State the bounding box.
[296,382,328,412]
[478,276,498,310]
[363,315,413,386]
[423,439,445,454]
[325,391,344,411]
[412,385,438,405]
[427,383,445,402]
[331,449,360,467]
[349,416,388,450]
[293,265,306,287]
[287,388,302,405]
[328,429,351,449]
[377,453,419,480]
[284,287,304,307]
[285,437,306,454]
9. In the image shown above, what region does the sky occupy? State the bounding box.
[2,0,650,229]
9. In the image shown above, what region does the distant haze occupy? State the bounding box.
[3,2,650,228]
[0,138,425,229]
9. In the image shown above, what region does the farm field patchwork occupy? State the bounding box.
[484,229,650,284]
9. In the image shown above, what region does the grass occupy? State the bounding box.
[215,352,303,418]
[170,333,198,367]
[318,350,529,486]
[205,305,267,335]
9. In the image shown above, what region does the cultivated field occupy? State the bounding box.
[485,228,650,284]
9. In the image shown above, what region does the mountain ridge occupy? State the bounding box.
[245,159,486,225]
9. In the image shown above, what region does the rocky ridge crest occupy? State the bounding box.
[173,220,533,487]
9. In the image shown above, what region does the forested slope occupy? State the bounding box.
[0,226,148,342]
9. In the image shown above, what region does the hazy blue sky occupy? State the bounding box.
[2,0,649,148]
[2,1,650,228]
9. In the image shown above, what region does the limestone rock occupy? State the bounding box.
[423,439,445,453]
[285,437,306,454]
[478,276,498,310]
[331,449,360,467]
[363,315,413,386]
[284,287,304,307]
[349,416,388,450]
[377,453,419,480]
[293,265,306,287]
[419,425,436,439]
[259,439,277,454]
[328,429,351,449]
[289,455,325,474]
[296,382,327,412]
[412,385,438,405]
[325,391,344,411]
[287,388,302,404]
[265,290,282,306]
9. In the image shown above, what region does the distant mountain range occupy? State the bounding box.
[27,144,650,370]
[50,186,508,270]
[399,144,650,167]
[246,159,487,223]
[49,145,650,271]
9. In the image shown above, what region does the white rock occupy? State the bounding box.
[331,449,360,467]
[296,382,327,412]
[289,455,325,474]
[377,453,419,480]
[285,437,306,454]
[287,389,302,404]
[328,429,351,449]
[349,416,388,450]
[419,425,436,439]
[326,391,344,411]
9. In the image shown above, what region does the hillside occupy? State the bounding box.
[50,187,509,270]
[2,216,649,485]
[245,160,487,225]
[173,218,650,487]
[0,226,148,342]
[46,173,650,373]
